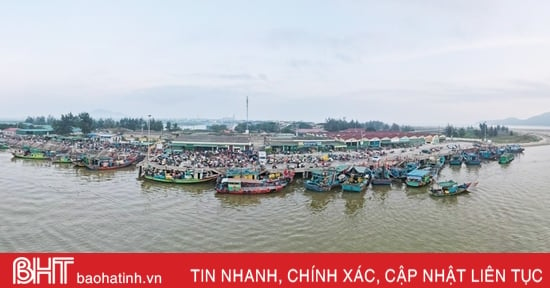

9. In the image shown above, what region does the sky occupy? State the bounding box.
[1,0,550,126]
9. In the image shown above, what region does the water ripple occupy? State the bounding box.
[1,147,550,252]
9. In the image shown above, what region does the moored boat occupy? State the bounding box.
[405,168,432,187]
[498,152,514,164]
[430,181,475,197]
[50,153,74,164]
[11,148,51,160]
[370,166,392,185]
[0,141,9,150]
[83,153,142,171]
[141,165,221,184]
[505,144,524,153]
[216,169,295,194]
[449,154,463,166]
[341,166,371,192]
[304,166,348,192]
[463,152,481,166]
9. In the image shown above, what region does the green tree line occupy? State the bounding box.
[323,118,415,132]
[444,124,511,139]
[23,113,166,135]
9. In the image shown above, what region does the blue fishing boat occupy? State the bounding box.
[430,181,476,197]
[370,166,392,185]
[479,149,498,160]
[405,168,432,187]
[449,154,463,166]
[389,161,418,181]
[463,152,481,166]
[341,166,371,192]
[505,144,524,153]
[304,166,348,192]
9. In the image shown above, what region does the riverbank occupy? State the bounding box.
[512,128,550,147]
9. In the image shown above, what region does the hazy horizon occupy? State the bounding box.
[2,1,550,126]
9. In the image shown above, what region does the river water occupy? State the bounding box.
[1,145,549,252]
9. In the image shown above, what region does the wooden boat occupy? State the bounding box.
[341,166,371,192]
[427,156,446,176]
[141,165,220,184]
[11,148,51,160]
[83,153,141,171]
[51,153,74,164]
[448,154,463,166]
[505,144,524,153]
[430,181,475,197]
[370,166,392,185]
[405,168,432,187]
[498,152,515,164]
[463,152,481,166]
[216,169,295,194]
[0,141,9,150]
[304,166,348,192]
[389,162,418,181]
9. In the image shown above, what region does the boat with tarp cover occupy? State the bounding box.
[216,168,295,194]
[341,166,371,192]
[140,163,221,184]
[405,168,432,187]
[430,181,476,197]
[304,165,349,192]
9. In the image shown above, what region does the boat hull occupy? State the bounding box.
[341,182,367,192]
[12,153,51,160]
[143,174,217,184]
[430,182,472,197]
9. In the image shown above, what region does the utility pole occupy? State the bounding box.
[245,96,249,134]
[147,114,151,162]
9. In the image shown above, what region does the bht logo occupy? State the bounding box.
[13,256,74,285]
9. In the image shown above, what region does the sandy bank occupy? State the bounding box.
[512,128,550,147]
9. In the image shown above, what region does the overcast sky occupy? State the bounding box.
[1,0,550,126]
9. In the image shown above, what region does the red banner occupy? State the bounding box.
[0,253,547,287]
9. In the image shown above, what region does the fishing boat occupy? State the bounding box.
[389,162,418,181]
[370,166,392,185]
[430,181,475,197]
[405,168,432,187]
[463,152,481,166]
[505,144,524,153]
[216,169,295,195]
[0,140,9,150]
[427,156,446,176]
[498,152,515,164]
[341,166,371,192]
[50,153,74,164]
[11,148,52,160]
[83,153,141,171]
[141,164,221,184]
[448,154,463,166]
[304,166,348,192]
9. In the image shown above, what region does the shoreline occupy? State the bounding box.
[513,128,550,147]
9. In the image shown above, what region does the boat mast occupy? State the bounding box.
[245,96,249,134]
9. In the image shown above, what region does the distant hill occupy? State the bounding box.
[489,112,550,126]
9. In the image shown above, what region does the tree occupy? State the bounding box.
[458,128,466,137]
[53,113,78,135]
[444,125,455,137]
[297,122,313,129]
[390,123,400,131]
[209,124,227,133]
[78,112,94,134]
